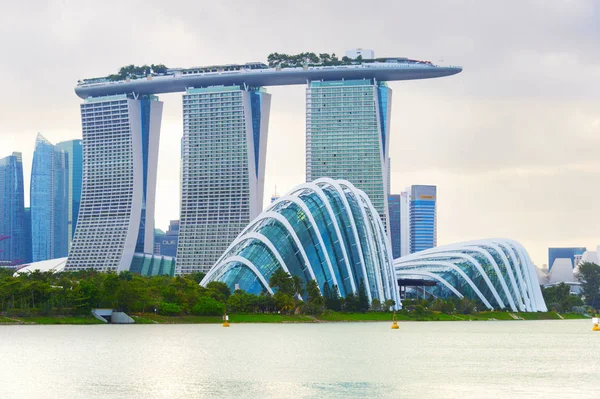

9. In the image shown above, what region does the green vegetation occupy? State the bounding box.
[267,52,364,68]
[577,262,600,308]
[101,64,168,82]
[541,282,585,312]
[0,266,593,324]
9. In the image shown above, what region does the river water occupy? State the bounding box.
[0,320,597,398]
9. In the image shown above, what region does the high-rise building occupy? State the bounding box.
[410,185,437,253]
[155,220,179,258]
[306,79,391,229]
[176,86,271,274]
[56,139,83,246]
[399,190,411,256]
[388,194,401,259]
[23,207,32,263]
[30,133,69,262]
[548,247,586,271]
[65,94,163,272]
[0,152,26,265]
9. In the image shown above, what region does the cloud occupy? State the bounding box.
[0,0,597,266]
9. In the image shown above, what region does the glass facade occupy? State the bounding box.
[395,239,547,312]
[176,86,271,274]
[410,185,436,253]
[203,178,400,307]
[306,79,391,230]
[56,139,83,247]
[65,94,163,272]
[388,194,401,259]
[30,134,69,262]
[0,152,26,265]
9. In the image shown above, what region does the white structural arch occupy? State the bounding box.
[394,238,548,312]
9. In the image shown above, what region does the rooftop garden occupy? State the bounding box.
[267,52,365,68]
[105,64,169,81]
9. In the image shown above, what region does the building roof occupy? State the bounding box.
[75,62,462,99]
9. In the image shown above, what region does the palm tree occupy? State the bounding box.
[292,275,303,299]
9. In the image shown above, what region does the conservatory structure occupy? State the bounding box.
[394,239,547,312]
[201,178,400,307]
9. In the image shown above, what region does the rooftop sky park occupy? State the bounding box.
[75,52,462,98]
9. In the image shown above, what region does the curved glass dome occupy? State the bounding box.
[394,239,547,312]
[202,178,400,307]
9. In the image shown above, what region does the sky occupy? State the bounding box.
[0,0,598,267]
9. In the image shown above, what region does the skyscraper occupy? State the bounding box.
[305,79,391,229]
[56,139,83,246]
[65,94,163,272]
[30,133,69,261]
[410,185,437,253]
[176,86,271,274]
[399,190,411,256]
[0,152,26,265]
[388,194,401,259]
[23,207,32,263]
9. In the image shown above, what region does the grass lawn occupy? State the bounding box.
[18,316,104,325]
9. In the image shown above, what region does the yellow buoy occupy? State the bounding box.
[593,316,599,331]
[391,311,400,330]
[223,313,230,327]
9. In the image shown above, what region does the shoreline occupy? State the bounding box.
[0,311,590,325]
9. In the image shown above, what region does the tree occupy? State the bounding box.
[192,297,225,316]
[291,275,303,299]
[371,298,381,311]
[273,291,295,314]
[343,293,359,312]
[357,279,369,312]
[206,281,231,301]
[269,268,295,296]
[578,262,600,308]
[383,299,396,311]
[306,280,323,306]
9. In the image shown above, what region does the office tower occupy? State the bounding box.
[56,139,83,246]
[30,133,69,261]
[155,220,179,258]
[410,185,437,253]
[548,247,587,271]
[399,190,411,256]
[388,194,401,259]
[65,94,163,272]
[176,86,271,274]
[306,79,392,229]
[0,152,26,265]
[23,207,32,263]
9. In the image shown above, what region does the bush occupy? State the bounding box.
[192,297,225,316]
[547,302,562,312]
[158,302,182,316]
[571,306,586,314]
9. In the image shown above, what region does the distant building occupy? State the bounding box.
[410,185,436,253]
[31,133,69,262]
[56,139,82,247]
[548,247,586,271]
[155,220,179,258]
[270,186,280,204]
[23,207,32,263]
[0,152,26,265]
[399,190,411,256]
[388,194,401,259]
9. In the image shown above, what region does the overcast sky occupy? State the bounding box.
[0,0,598,267]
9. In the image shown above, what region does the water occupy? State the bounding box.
[0,320,598,398]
